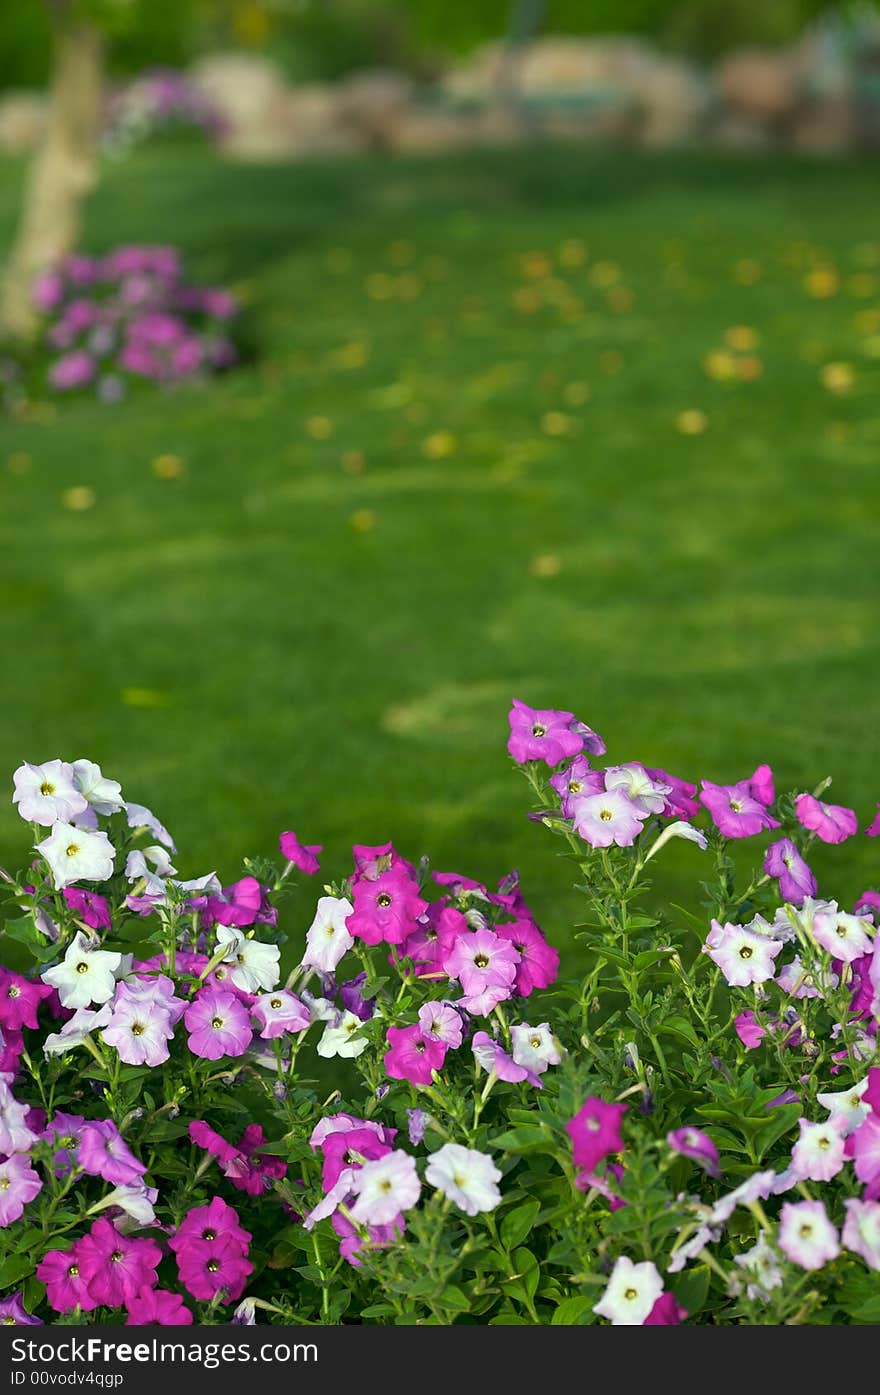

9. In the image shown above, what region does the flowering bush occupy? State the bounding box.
[31,246,238,401]
[0,708,879,1326]
[103,70,224,158]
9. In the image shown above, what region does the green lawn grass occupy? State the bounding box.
[1,143,878,944]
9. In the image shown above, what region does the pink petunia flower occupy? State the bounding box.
[777,1200,840,1270]
[36,1243,98,1314]
[176,1235,252,1303]
[0,968,52,1031]
[346,867,428,947]
[78,1120,146,1186]
[279,830,322,875]
[125,1287,193,1325]
[494,918,559,996]
[795,794,858,844]
[566,1097,627,1178]
[571,788,647,848]
[183,988,253,1059]
[0,1153,42,1225]
[703,919,783,986]
[667,1127,720,1177]
[699,779,780,839]
[77,1218,162,1307]
[384,1023,447,1086]
[842,1198,880,1271]
[506,700,586,766]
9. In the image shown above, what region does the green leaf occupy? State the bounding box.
[492,1126,551,1154]
[0,1254,35,1288]
[551,1295,595,1325]
[500,1199,541,1251]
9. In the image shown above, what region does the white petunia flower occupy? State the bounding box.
[43,1004,113,1056]
[733,1234,784,1301]
[125,801,175,852]
[425,1142,502,1216]
[790,1118,846,1183]
[644,820,708,863]
[816,1077,871,1135]
[72,759,124,816]
[13,761,87,827]
[594,1255,664,1326]
[36,822,115,890]
[510,1022,562,1075]
[0,1082,39,1155]
[316,1010,367,1059]
[41,932,122,1009]
[301,896,355,974]
[604,764,672,815]
[215,926,280,993]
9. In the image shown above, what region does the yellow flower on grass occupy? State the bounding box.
[62,486,96,511]
[306,416,334,440]
[541,411,572,437]
[725,325,760,351]
[530,554,563,577]
[676,410,708,436]
[421,431,456,459]
[804,266,839,299]
[820,362,854,394]
[151,454,185,479]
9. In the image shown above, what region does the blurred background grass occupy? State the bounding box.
[1,139,879,945]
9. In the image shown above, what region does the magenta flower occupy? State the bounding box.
[320,1127,392,1190]
[0,968,51,1031]
[571,788,646,848]
[644,1292,688,1325]
[699,779,780,838]
[331,1210,404,1267]
[251,989,310,1039]
[549,757,604,816]
[346,867,428,947]
[384,1023,447,1086]
[443,926,520,999]
[222,1124,287,1196]
[866,806,880,838]
[795,793,858,844]
[49,350,96,390]
[567,1097,627,1178]
[734,1011,768,1049]
[667,1127,720,1177]
[36,1243,98,1314]
[184,987,253,1059]
[279,830,322,875]
[0,1153,42,1225]
[0,1292,41,1325]
[472,1030,542,1087]
[77,1218,162,1307]
[310,1114,396,1152]
[763,839,817,906]
[189,1120,240,1165]
[748,764,775,806]
[176,1234,253,1303]
[62,887,112,931]
[846,1113,880,1192]
[507,699,585,766]
[647,767,700,820]
[207,875,276,929]
[864,1068,880,1115]
[78,1120,146,1186]
[495,918,559,996]
[398,903,465,975]
[168,1196,251,1254]
[125,1287,193,1326]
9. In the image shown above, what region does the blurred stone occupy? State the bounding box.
[190,53,293,158]
[0,92,47,153]
[334,70,415,150]
[715,48,802,121]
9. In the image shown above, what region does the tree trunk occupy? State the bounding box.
[1,19,104,340]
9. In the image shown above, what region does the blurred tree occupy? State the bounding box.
[1,3,106,337]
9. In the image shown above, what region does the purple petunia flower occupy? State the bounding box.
[699,779,780,838]
[795,793,858,844]
[667,1127,720,1177]
[763,839,817,906]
